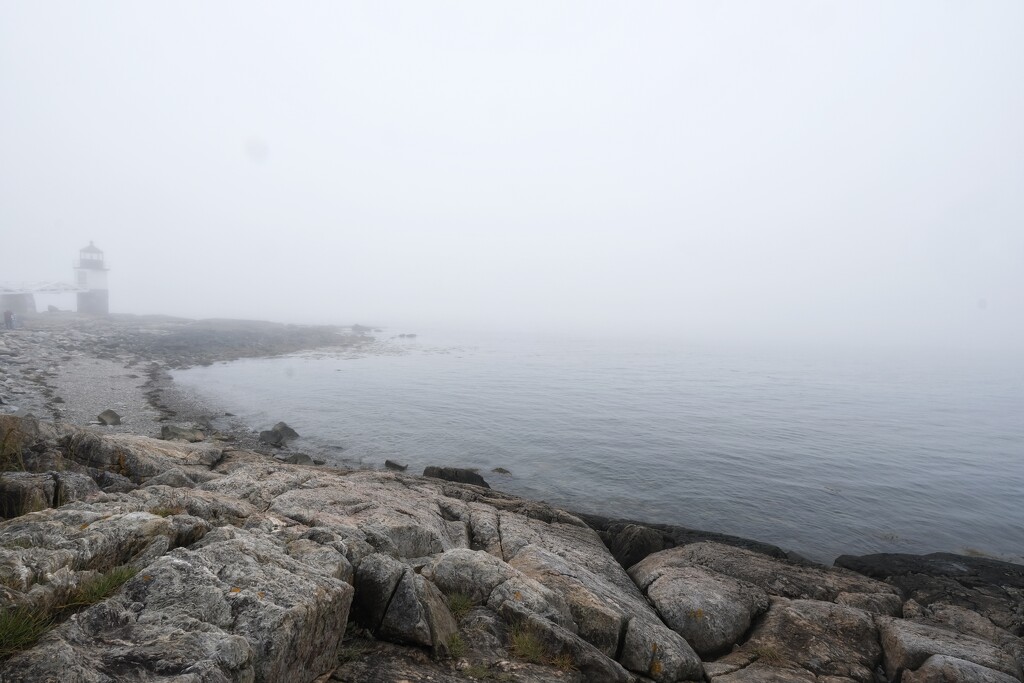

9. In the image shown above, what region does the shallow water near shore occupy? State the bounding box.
[174,331,1024,564]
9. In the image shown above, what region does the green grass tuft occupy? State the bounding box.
[446,632,466,659]
[549,652,576,672]
[62,566,138,609]
[0,606,53,658]
[509,623,546,664]
[463,663,514,681]
[0,418,29,472]
[447,592,474,620]
[751,644,785,664]
[149,505,185,518]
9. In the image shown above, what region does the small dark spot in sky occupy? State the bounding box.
[977,298,988,311]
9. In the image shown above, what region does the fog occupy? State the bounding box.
[2,2,1022,351]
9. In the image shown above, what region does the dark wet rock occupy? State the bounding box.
[272,421,299,440]
[0,472,55,517]
[259,428,284,446]
[352,552,407,630]
[610,522,665,568]
[577,512,792,569]
[384,459,408,471]
[836,552,1024,636]
[836,553,1024,590]
[423,465,490,488]
[381,570,459,656]
[260,421,299,448]
[492,467,511,474]
[96,408,121,425]
[0,471,99,518]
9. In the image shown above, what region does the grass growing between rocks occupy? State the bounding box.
[0,417,29,472]
[751,645,785,664]
[463,663,515,681]
[509,623,547,665]
[149,505,185,518]
[549,652,577,673]
[446,633,466,659]
[0,606,53,658]
[60,566,138,610]
[447,592,474,621]
[508,623,578,672]
[0,565,138,659]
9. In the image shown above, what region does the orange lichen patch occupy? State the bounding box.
[513,591,522,601]
[142,575,153,582]
[257,591,266,599]
[650,659,663,677]
[229,586,241,593]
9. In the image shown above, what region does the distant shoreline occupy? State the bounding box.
[3,312,1022,570]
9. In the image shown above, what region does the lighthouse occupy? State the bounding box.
[74,241,109,315]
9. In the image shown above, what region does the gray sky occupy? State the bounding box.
[2,2,1022,350]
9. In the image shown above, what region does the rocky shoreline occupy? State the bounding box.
[1,314,1022,682]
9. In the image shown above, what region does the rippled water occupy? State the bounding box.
[175,332,1024,563]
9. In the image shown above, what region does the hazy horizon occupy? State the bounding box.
[2,2,1022,351]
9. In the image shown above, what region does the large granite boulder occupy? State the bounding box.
[497,509,705,681]
[649,541,901,611]
[629,559,769,657]
[0,526,354,683]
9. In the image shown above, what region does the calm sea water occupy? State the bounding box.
[174,332,1024,564]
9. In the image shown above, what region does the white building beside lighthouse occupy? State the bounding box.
[74,241,109,315]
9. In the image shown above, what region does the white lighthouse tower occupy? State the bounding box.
[74,241,109,315]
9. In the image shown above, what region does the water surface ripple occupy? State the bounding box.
[175,335,1024,563]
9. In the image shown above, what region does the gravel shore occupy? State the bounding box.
[0,312,369,451]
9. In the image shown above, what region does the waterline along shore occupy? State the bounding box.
[1,313,1022,682]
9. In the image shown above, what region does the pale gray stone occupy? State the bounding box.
[630,562,769,657]
[637,542,899,606]
[878,616,1023,681]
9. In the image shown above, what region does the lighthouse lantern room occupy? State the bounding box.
[74,241,109,315]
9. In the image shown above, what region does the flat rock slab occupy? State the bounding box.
[737,598,882,683]
[878,616,1024,681]
[902,655,1022,683]
[711,663,819,682]
[634,542,901,611]
[836,553,1024,590]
